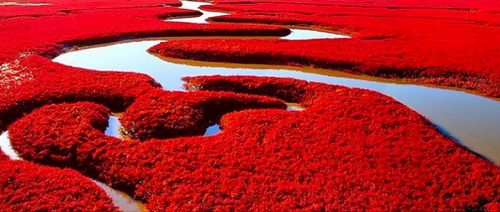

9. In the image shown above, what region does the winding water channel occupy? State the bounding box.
[1,0,500,211]
[54,1,500,165]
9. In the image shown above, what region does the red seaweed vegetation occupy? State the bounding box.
[7,76,500,211]
[0,55,161,132]
[149,0,500,97]
[120,89,286,140]
[0,160,117,211]
[2,0,500,210]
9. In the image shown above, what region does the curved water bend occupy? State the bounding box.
[166,1,228,24]
[166,0,350,40]
[0,132,20,160]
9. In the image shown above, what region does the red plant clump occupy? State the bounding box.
[0,0,289,61]
[0,55,161,132]
[8,76,500,211]
[8,102,145,192]
[0,150,8,161]
[120,89,286,140]
[0,160,117,211]
[147,0,500,97]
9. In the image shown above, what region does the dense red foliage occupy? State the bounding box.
[0,0,289,131]
[0,150,8,161]
[0,1,292,210]
[147,0,500,97]
[0,0,288,61]
[121,89,286,140]
[8,76,500,211]
[0,56,161,132]
[0,160,117,211]
[3,0,500,210]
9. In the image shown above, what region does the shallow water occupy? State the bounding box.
[106,115,123,138]
[0,132,20,160]
[0,2,49,6]
[93,181,146,212]
[284,29,349,40]
[204,124,221,136]
[287,104,305,111]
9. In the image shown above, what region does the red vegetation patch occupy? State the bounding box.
[8,102,111,168]
[121,89,286,140]
[0,160,117,211]
[0,55,161,132]
[148,0,500,97]
[8,76,500,211]
[0,149,8,161]
[0,0,290,130]
[8,102,143,191]
[0,0,289,61]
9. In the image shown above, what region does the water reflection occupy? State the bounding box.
[204,124,221,136]
[105,115,123,138]
[287,104,305,111]
[94,181,147,212]
[284,29,349,40]
[0,132,20,160]
[0,2,49,6]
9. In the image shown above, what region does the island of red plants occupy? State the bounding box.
[2,0,500,211]
[120,90,286,140]
[0,160,118,211]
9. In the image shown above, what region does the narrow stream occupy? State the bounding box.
[3,0,500,211]
[165,1,228,24]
